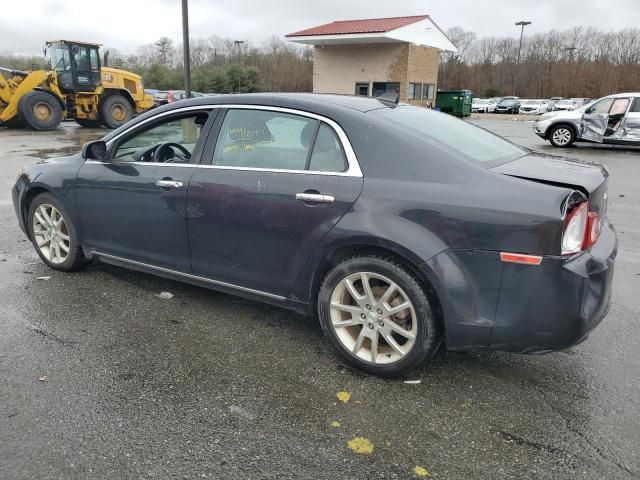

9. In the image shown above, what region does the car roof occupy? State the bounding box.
[153,93,391,113]
[103,93,394,142]
[604,92,640,98]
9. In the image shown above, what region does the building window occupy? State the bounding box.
[372,82,400,98]
[355,83,369,96]
[425,83,435,100]
[408,83,423,100]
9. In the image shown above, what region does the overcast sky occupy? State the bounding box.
[3,0,640,55]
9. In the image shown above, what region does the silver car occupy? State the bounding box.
[533,93,640,148]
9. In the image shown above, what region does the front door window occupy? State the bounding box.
[112,113,210,163]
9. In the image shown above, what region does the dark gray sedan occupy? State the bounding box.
[12,94,617,377]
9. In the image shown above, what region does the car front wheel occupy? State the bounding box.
[548,124,576,148]
[318,256,441,377]
[27,193,89,271]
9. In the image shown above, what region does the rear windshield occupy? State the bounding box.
[370,106,527,166]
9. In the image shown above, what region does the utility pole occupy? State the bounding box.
[514,20,531,95]
[234,40,245,93]
[564,46,577,97]
[181,0,191,98]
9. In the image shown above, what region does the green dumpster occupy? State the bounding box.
[435,90,473,117]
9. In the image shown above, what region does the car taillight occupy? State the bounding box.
[561,201,599,255]
[584,211,600,250]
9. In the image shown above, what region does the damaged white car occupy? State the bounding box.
[534,93,640,148]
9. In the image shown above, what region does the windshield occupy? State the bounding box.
[370,106,526,166]
[557,100,573,105]
[49,43,70,73]
[523,100,540,105]
[474,99,488,104]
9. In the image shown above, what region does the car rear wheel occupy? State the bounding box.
[318,256,440,377]
[27,193,89,272]
[548,124,576,148]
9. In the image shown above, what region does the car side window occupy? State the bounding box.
[112,113,209,163]
[589,99,614,114]
[308,123,348,172]
[213,109,317,170]
[610,98,630,116]
[630,98,640,113]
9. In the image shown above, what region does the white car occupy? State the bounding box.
[534,92,640,147]
[553,99,578,111]
[519,100,550,115]
[471,98,497,113]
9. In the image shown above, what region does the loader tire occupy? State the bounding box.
[100,95,133,129]
[18,91,62,131]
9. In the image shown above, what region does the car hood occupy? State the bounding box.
[538,109,583,121]
[490,153,608,194]
[36,153,84,166]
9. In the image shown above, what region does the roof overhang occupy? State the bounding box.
[287,18,457,52]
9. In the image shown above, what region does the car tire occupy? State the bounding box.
[27,192,89,272]
[17,91,62,131]
[100,94,133,129]
[548,124,576,148]
[317,256,441,378]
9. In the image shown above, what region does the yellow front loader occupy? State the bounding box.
[0,40,153,131]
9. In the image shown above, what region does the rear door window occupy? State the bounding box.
[308,124,347,172]
[211,109,350,173]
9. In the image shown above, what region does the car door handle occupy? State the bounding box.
[155,180,183,189]
[295,192,335,204]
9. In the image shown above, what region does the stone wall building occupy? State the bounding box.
[286,15,457,105]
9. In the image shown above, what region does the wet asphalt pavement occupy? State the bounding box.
[0,120,638,480]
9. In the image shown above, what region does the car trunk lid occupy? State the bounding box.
[490,153,609,217]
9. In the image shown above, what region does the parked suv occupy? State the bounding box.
[495,97,520,114]
[534,92,640,147]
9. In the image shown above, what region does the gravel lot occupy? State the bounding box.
[0,120,638,479]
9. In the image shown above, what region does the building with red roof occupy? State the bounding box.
[286,15,457,104]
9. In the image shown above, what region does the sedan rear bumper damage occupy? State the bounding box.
[424,221,617,353]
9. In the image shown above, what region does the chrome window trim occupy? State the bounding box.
[91,251,286,301]
[98,104,363,178]
[85,160,197,167]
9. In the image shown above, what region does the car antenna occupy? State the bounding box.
[376,92,400,107]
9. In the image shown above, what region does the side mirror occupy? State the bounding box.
[82,140,107,161]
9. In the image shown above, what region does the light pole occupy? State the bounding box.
[181,0,191,98]
[514,20,531,95]
[564,46,577,97]
[234,40,245,93]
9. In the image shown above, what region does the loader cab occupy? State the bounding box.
[46,40,102,93]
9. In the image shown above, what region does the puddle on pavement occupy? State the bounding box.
[5,126,106,159]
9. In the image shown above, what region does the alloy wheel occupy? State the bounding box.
[329,272,417,365]
[32,204,70,264]
[552,127,572,146]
